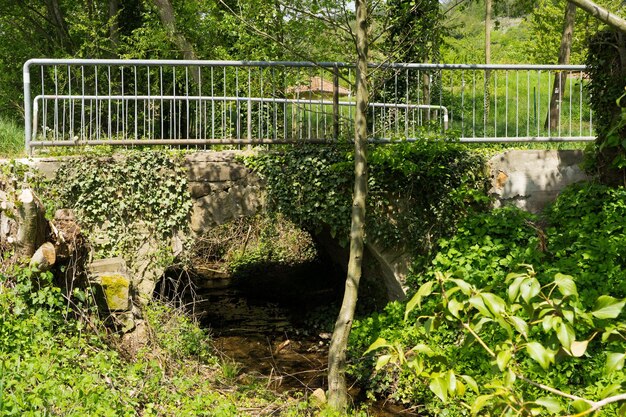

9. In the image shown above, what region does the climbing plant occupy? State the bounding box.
[585,29,626,185]
[245,141,488,259]
[49,151,192,260]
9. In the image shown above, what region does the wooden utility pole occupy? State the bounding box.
[327,0,369,412]
[546,3,577,131]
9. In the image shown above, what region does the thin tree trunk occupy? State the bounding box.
[151,0,200,84]
[327,0,369,412]
[109,0,120,54]
[546,3,576,131]
[567,0,626,34]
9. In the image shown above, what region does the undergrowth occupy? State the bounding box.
[0,265,335,416]
[349,182,626,415]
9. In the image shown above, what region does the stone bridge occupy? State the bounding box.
[20,148,588,306]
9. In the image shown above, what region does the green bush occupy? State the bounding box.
[350,183,626,415]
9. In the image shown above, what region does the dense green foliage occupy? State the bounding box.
[0,265,343,416]
[584,29,626,185]
[245,142,488,256]
[350,183,626,415]
[49,151,192,260]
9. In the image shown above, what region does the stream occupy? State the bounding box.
[172,261,418,416]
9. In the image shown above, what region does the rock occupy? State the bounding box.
[88,258,132,312]
[95,273,131,312]
[309,388,327,408]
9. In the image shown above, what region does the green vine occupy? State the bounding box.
[244,142,489,259]
[49,151,192,259]
[585,29,626,185]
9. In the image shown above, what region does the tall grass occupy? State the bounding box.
[0,116,25,157]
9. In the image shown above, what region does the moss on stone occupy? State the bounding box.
[99,273,130,311]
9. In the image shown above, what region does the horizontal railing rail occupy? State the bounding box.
[23,59,594,154]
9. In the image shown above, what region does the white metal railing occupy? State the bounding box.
[23,59,594,153]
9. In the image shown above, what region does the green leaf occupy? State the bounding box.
[412,343,435,357]
[534,397,562,414]
[447,298,463,319]
[572,399,592,414]
[375,354,392,370]
[450,278,473,296]
[481,292,506,316]
[554,273,578,298]
[570,340,589,357]
[520,278,541,303]
[471,395,493,415]
[405,281,434,320]
[460,375,479,393]
[508,276,526,303]
[556,322,575,350]
[510,316,528,339]
[469,295,492,317]
[363,338,391,355]
[496,349,512,371]
[592,296,626,319]
[526,342,554,369]
[429,375,448,403]
[606,352,626,374]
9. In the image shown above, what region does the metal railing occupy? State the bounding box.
[23,59,594,153]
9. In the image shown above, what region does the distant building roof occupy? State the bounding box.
[287,76,351,96]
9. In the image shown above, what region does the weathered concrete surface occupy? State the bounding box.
[489,150,589,213]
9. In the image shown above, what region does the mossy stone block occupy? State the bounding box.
[97,273,131,312]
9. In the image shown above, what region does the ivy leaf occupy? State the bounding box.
[554,273,578,299]
[526,342,554,369]
[592,296,626,319]
[404,281,434,321]
[534,397,562,414]
[605,352,626,374]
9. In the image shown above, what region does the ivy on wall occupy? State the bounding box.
[245,141,489,260]
[49,151,192,259]
[585,29,626,185]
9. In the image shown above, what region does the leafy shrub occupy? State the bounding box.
[350,183,626,415]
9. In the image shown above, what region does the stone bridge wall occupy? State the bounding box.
[13,149,589,304]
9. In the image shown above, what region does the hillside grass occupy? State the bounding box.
[0,117,25,158]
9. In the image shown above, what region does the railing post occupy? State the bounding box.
[333,64,339,140]
[23,61,32,155]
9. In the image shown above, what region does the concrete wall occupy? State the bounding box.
[488,150,589,213]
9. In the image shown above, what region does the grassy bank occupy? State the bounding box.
[0,117,24,158]
[0,266,352,417]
